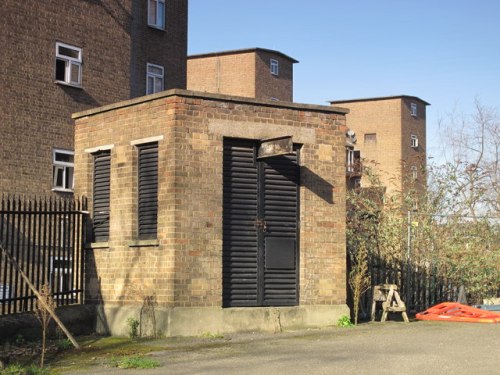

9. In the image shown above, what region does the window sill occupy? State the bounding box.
[147,24,165,31]
[52,188,74,193]
[128,239,159,248]
[87,242,109,249]
[55,80,82,89]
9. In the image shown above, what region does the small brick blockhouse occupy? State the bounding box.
[74,89,349,336]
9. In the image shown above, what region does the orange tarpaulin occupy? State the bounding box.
[416,302,500,324]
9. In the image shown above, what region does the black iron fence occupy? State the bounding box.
[0,195,88,315]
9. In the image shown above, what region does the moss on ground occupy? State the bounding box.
[45,336,167,373]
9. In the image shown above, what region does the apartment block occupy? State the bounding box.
[331,96,429,197]
[0,0,188,196]
[187,48,297,102]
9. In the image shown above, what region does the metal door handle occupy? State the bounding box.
[254,219,267,232]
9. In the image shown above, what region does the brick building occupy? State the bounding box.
[0,0,188,196]
[330,96,429,197]
[187,48,297,102]
[73,89,349,336]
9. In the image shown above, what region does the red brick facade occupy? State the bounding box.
[0,0,187,196]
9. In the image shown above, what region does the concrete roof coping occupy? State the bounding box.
[329,95,430,106]
[188,47,299,64]
[72,89,349,120]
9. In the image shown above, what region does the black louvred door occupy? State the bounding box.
[93,150,111,242]
[223,140,259,306]
[138,142,158,239]
[223,138,299,307]
[262,151,299,306]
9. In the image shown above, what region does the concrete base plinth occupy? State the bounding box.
[95,304,351,337]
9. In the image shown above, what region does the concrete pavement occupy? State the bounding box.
[66,320,500,375]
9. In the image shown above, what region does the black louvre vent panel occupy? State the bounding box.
[138,142,158,239]
[223,140,258,307]
[93,151,111,242]
[262,152,299,306]
[223,138,300,308]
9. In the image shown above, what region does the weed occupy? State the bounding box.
[14,335,25,346]
[110,355,160,369]
[55,339,72,351]
[126,317,140,338]
[200,332,224,339]
[34,284,56,367]
[1,363,24,375]
[1,363,51,375]
[337,315,353,328]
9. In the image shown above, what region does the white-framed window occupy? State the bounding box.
[346,148,355,173]
[411,134,419,148]
[411,165,418,180]
[270,58,279,76]
[146,63,164,95]
[50,256,73,297]
[148,0,165,29]
[55,42,82,86]
[346,148,361,173]
[52,149,74,192]
[411,102,417,117]
[412,198,419,211]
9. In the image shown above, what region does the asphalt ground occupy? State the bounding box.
[66,320,500,375]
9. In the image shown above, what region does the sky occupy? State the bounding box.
[188,0,500,160]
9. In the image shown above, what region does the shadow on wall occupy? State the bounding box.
[301,166,334,204]
[263,156,335,205]
[85,237,110,335]
[85,223,158,337]
[59,85,101,107]
[83,0,132,34]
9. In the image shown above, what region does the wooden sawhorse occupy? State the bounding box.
[371,284,409,323]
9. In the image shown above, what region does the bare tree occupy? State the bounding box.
[435,99,500,218]
[35,284,55,368]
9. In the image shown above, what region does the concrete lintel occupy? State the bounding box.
[130,135,164,146]
[209,119,316,144]
[84,144,114,154]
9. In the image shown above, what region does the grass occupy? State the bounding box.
[110,355,160,369]
[45,336,165,373]
[200,332,224,339]
[2,333,233,374]
[0,363,52,375]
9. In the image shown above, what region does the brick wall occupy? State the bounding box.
[0,0,187,196]
[74,89,348,308]
[255,50,294,101]
[187,48,295,102]
[400,98,427,196]
[187,52,256,98]
[332,96,427,195]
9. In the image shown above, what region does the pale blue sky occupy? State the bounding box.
[188,1,500,158]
